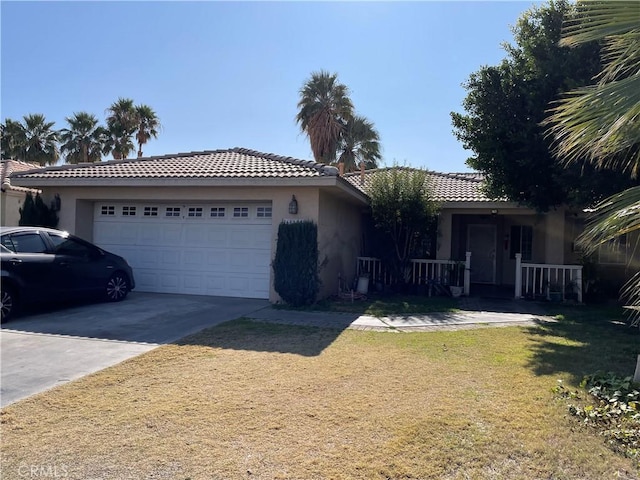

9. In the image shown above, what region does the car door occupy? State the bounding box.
[46,233,109,297]
[0,231,60,303]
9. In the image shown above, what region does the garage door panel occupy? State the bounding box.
[163,225,183,244]
[182,274,203,292]
[160,273,180,289]
[184,225,209,245]
[139,250,161,268]
[206,230,228,247]
[182,250,206,268]
[140,226,164,245]
[137,271,159,290]
[94,223,120,244]
[163,250,181,267]
[94,202,271,299]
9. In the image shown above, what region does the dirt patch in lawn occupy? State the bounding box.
[2,319,638,479]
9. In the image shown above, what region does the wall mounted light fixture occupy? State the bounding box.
[289,195,298,215]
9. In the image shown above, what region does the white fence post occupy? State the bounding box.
[576,267,583,303]
[464,251,471,296]
[515,253,522,299]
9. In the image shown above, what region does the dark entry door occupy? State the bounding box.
[467,224,496,284]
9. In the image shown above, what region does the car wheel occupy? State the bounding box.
[1,285,17,322]
[105,272,129,302]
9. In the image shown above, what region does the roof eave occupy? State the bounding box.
[440,200,534,211]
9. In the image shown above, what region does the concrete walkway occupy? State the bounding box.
[246,299,554,332]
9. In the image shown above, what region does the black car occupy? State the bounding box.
[0,226,135,321]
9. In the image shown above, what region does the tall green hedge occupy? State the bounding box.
[19,192,59,228]
[273,220,319,306]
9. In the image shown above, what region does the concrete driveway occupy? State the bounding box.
[0,292,269,407]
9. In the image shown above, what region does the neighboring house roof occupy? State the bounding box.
[343,167,494,203]
[9,148,339,181]
[1,159,41,194]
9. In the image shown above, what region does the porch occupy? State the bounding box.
[356,254,583,302]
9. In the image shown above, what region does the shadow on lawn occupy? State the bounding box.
[175,318,351,357]
[523,305,639,384]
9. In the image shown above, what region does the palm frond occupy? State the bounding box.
[576,186,640,254]
[561,2,640,48]
[546,74,640,174]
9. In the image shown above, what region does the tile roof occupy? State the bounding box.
[1,159,42,193]
[8,148,498,203]
[10,148,339,180]
[344,167,493,202]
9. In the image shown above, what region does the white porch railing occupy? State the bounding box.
[357,252,471,296]
[514,253,583,302]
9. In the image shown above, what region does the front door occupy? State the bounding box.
[467,224,496,284]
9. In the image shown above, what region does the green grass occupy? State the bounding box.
[275,293,460,316]
[1,308,638,479]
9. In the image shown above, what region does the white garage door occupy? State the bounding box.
[93,202,272,299]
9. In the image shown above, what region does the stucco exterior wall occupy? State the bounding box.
[317,189,364,298]
[38,184,331,303]
[1,190,25,226]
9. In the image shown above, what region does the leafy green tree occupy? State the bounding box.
[1,119,27,160]
[59,112,106,164]
[21,114,59,166]
[451,0,637,211]
[105,97,137,160]
[296,71,354,164]
[337,115,381,172]
[134,104,161,158]
[368,167,440,286]
[544,1,640,324]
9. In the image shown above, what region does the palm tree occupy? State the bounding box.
[545,1,640,324]
[105,98,137,160]
[296,71,354,164]
[336,115,381,172]
[1,118,26,160]
[59,112,106,164]
[134,104,160,158]
[22,114,59,166]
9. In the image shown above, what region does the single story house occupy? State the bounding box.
[1,159,42,226]
[10,148,637,302]
[9,148,368,302]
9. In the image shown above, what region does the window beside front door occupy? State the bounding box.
[510,225,533,261]
[598,234,628,265]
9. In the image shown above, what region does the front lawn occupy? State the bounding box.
[1,314,638,479]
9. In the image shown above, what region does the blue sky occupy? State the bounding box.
[1,1,541,172]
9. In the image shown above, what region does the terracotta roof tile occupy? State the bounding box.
[10,148,339,181]
[9,149,498,203]
[343,167,494,202]
[1,159,42,193]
